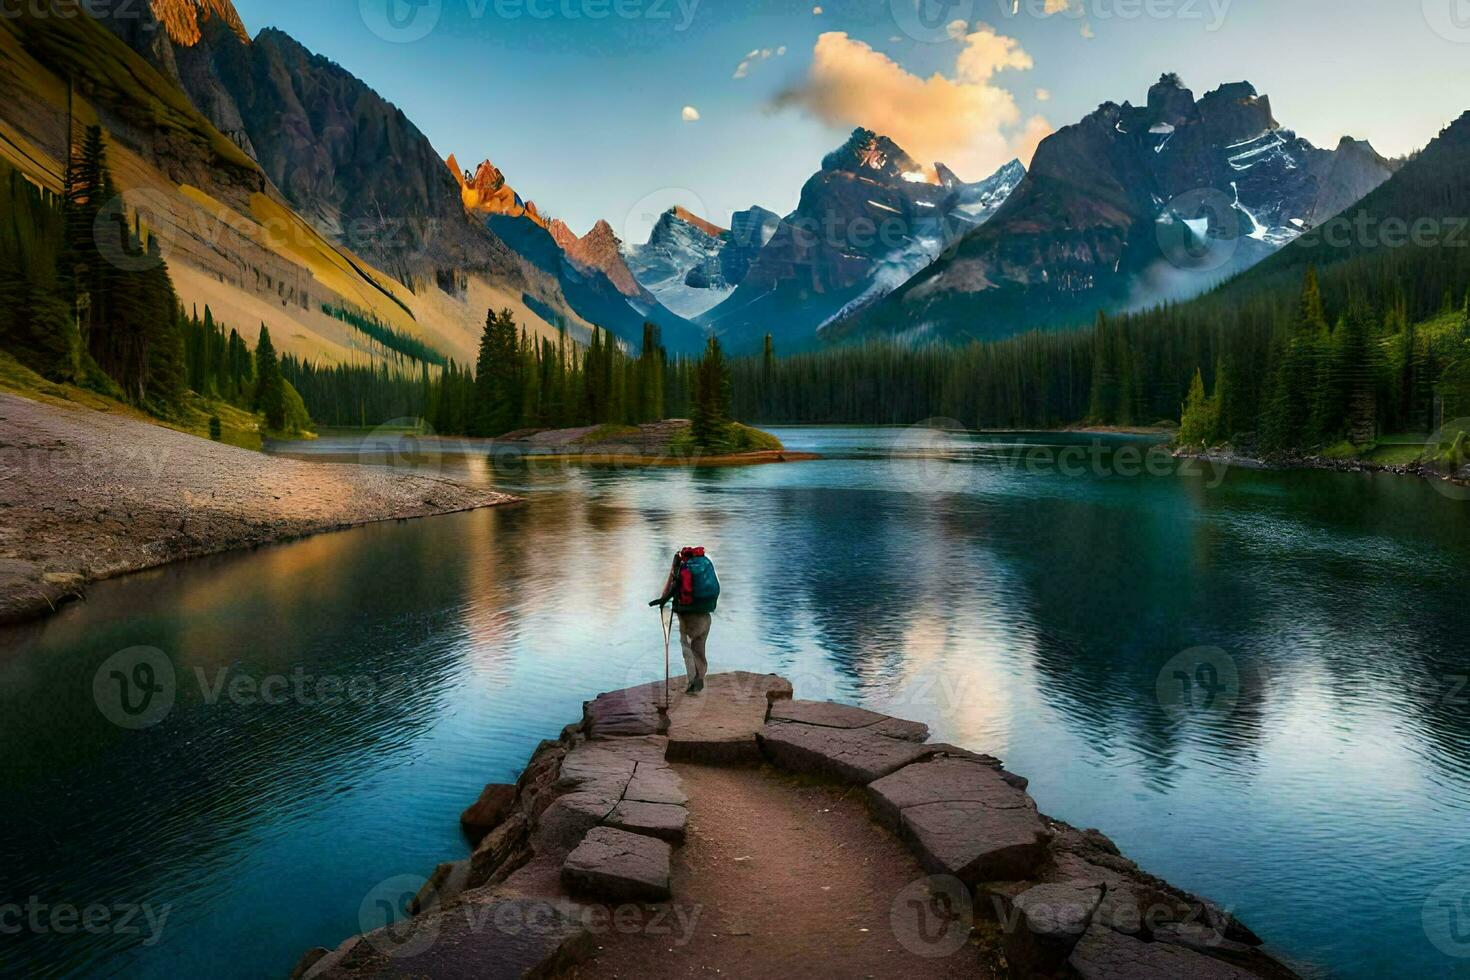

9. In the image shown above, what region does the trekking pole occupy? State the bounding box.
[659,602,672,713]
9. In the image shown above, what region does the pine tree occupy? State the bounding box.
[254,324,287,431]
[691,335,732,450]
[1178,366,1219,447]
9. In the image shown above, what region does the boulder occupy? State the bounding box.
[605,800,688,844]
[1000,881,1104,974]
[467,811,530,889]
[408,858,471,915]
[868,757,1049,883]
[756,721,933,784]
[561,826,673,902]
[1068,923,1261,980]
[768,699,929,741]
[460,783,515,845]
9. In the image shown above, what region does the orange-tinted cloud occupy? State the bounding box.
[775,29,1051,181]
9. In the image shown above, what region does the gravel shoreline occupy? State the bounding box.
[0,393,518,626]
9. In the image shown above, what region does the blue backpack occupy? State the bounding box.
[675,550,720,613]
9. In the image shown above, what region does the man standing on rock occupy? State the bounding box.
[650,546,720,694]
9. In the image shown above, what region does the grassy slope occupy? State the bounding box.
[0,351,269,450]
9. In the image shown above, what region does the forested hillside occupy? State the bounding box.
[730,112,1470,461]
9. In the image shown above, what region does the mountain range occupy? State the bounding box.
[828,74,1396,346]
[0,3,1408,366]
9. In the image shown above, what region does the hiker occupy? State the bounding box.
[649,546,720,694]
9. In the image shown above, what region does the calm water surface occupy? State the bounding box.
[3,427,1469,978]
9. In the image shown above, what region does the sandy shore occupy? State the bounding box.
[0,393,517,625]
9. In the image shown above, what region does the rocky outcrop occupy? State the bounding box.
[448,155,549,229]
[560,219,648,301]
[459,783,515,845]
[295,674,1301,980]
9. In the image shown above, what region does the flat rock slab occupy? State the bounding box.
[666,672,793,763]
[604,800,688,843]
[537,736,671,854]
[625,761,688,806]
[1068,923,1260,980]
[869,756,1049,882]
[583,680,672,738]
[756,720,934,784]
[561,826,672,902]
[768,699,929,741]
[303,897,593,979]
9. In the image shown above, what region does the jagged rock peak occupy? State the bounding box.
[820,128,923,181]
[446,153,546,228]
[666,207,728,239]
[149,0,249,46]
[1147,72,1197,126]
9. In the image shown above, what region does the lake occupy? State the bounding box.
[2,427,1469,978]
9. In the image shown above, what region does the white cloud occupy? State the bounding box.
[734,45,787,80]
[774,29,1052,180]
[945,19,969,40]
[1035,88,1051,101]
[682,105,701,122]
[812,5,822,13]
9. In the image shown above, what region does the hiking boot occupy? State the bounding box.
[689,679,704,694]
[685,682,699,694]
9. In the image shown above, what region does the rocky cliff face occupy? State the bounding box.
[95,5,525,289]
[699,129,1023,353]
[834,74,1395,345]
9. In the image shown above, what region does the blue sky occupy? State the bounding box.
[232,0,1470,237]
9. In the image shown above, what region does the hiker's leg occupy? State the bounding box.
[678,614,699,687]
[687,613,711,686]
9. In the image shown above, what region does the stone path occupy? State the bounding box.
[559,763,1001,980]
[294,673,1302,980]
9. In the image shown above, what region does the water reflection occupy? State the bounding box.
[1,429,1468,979]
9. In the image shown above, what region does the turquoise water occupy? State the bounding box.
[2,427,1469,978]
